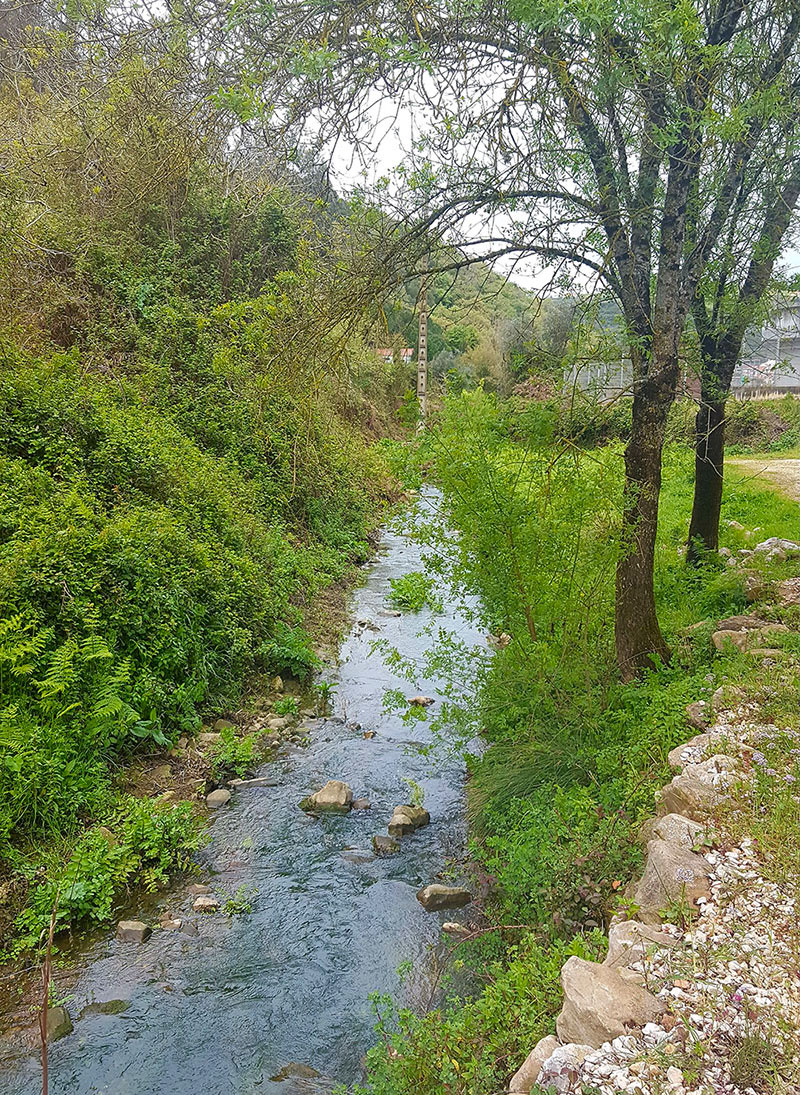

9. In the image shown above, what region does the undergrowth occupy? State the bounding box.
[357,389,800,1095]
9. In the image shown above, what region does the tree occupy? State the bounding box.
[79,0,800,674]
[687,163,800,561]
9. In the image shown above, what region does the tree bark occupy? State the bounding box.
[615,370,675,679]
[686,395,726,562]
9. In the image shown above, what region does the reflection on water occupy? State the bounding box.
[0,493,481,1095]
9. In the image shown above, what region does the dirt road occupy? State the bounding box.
[728,456,800,502]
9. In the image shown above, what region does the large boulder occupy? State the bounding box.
[388,804,430,837]
[537,1044,595,1094]
[300,780,353,813]
[604,921,676,971]
[556,957,665,1047]
[656,754,737,820]
[416,884,472,911]
[632,839,712,926]
[651,813,707,849]
[509,1035,560,1093]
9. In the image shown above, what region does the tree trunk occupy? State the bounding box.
[615,375,674,679]
[686,396,726,562]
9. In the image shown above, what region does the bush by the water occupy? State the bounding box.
[0,40,404,952]
[360,390,800,1094]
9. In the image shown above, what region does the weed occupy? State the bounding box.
[223,884,258,916]
[273,696,300,717]
[387,571,443,613]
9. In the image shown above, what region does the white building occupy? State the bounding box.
[734,294,800,397]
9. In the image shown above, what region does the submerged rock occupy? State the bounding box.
[407,695,434,706]
[116,920,151,943]
[300,780,353,813]
[372,834,400,856]
[416,884,472,911]
[270,1062,321,1081]
[193,895,220,913]
[351,797,371,810]
[45,1006,73,1041]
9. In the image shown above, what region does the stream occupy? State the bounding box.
[1,493,481,1095]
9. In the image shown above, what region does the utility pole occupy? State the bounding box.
[416,258,428,430]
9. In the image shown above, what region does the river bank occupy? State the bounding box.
[0,492,483,1094]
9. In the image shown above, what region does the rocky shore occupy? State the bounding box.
[509,693,800,1095]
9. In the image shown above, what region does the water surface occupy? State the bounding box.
[1,497,480,1095]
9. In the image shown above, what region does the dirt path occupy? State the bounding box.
[728,456,800,502]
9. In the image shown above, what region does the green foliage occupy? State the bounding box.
[259,623,321,680]
[272,695,300,716]
[211,726,260,779]
[223,884,258,916]
[356,932,606,1095]
[360,393,800,1094]
[7,798,200,958]
[387,571,443,613]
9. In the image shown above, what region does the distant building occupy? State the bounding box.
[376,347,414,364]
[734,294,800,397]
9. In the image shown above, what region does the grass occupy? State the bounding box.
[357,393,800,1095]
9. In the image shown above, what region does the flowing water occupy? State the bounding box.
[1,494,481,1095]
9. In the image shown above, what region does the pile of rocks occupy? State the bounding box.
[509,703,800,1094]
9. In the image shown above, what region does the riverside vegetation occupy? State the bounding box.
[358,391,800,1095]
[0,23,545,964]
[0,36,411,959]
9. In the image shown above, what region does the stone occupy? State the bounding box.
[300,779,353,813]
[666,1065,684,1089]
[352,797,371,810]
[684,701,709,730]
[387,805,431,836]
[753,536,800,556]
[372,834,400,856]
[116,920,151,943]
[193,895,220,913]
[442,922,471,935]
[160,916,183,931]
[388,804,431,837]
[604,921,676,970]
[228,776,280,788]
[271,675,284,693]
[777,576,800,605]
[206,788,232,808]
[651,813,706,849]
[509,1034,561,1093]
[556,957,665,1047]
[97,825,117,847]
[270,1063,321,1082]
[714,613,769,631]
[712,629,748,652]
[632,840,712,926]
[407,695,435,706]
[726,519,746,531]
[198,731,221,746]
[657,754,737,820]
[667,729,727,771]
[180,920,199,936]
[379,609,402,617]
[538,1043,595,1093]
[267,716,289,730]
[416,884,472,911]
[187,882,211,895]
[45,1006,73,1041]
[213,718,237,731]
